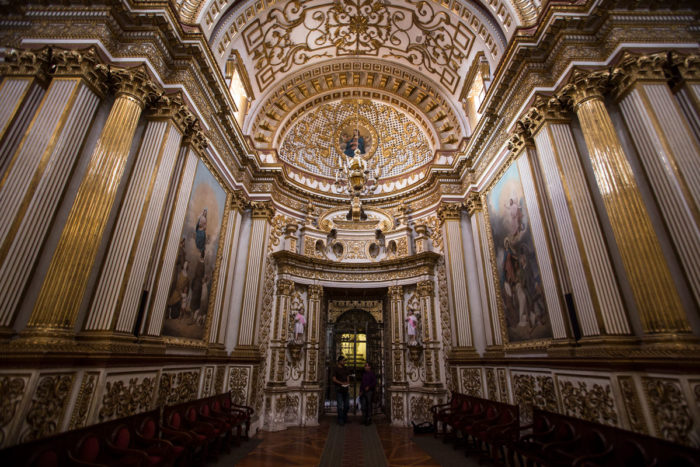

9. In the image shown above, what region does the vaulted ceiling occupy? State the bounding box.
[175,0,538,197]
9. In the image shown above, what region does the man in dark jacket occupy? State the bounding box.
[332,355,351,425]
[360,362,377,425]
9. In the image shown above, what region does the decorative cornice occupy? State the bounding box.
[98,64,161,107]
[670,52,700,82]
[0,47,51,84]
[230,190,249,213]
[145,91,196,133]
[182,121,208,155]
[611,51,669,101]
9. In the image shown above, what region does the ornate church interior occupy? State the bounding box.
[0,0,699,464]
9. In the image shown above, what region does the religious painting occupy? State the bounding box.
[334,115,377,160]
[162,160,227,341]
[486,162,552,343]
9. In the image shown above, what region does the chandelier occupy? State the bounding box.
[334,100,380,221]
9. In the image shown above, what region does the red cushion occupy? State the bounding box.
[195,434,206,441]
[142,419,156,439]
[115,427,131,449]
[172,446,184,455]
[187,409,197,422]
[213,401,220,411]
[147,455,163,465]
[79,436,100,462]
[171,413,181,429]
[202,405,210,416]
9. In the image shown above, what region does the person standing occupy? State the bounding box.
[332,355,350,426]
[360,362,377,425]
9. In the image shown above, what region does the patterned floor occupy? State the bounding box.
[228,415,449,466]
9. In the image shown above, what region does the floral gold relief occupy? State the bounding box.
[642,377,694,446]
[99,376,155,422]
[0,376,27,447]
[21,374,74,443]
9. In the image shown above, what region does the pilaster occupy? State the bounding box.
[0,47,107,339]
[613,52,700,312]
[560,69,689,335]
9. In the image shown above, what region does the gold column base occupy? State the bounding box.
[12,327,79,353]
[448,347,481,362]
[230,345,262,362]
[638,333,700,356]
[573,335,640,358]
[137,335,167,354]
[206,344,227,357]
[546,339,578,357]
[0,327,16,340]
[77,331,139,354]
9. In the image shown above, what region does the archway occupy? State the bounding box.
[325,308,384,416]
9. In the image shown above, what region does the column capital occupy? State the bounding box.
[670,52,700,83]
[230,190,249,213]
[611,51,669,101]
[50,46,109,97]
[145,91,196,133]
[530,93,570,127]
[559,69,613,110]
[276,279,294,296]
[507,127,528,155]
[0,47,51,84]
[388,285,403,300]
[437,202,462,223]
[308,284,323,300]
[416,280,435,297]
[251,200,275,219]
[99,64,161,108]
[182,121,208,155]
[465,191,483,216]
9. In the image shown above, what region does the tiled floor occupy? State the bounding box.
[229,415,446,466]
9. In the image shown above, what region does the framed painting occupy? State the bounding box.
[162,159,228,341]
[486,162,553,344]
[334,114,378,160]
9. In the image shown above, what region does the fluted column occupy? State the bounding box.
[388,285,406,385]
[144,131,204,337]
[670,53,700,143]
[465,193,503,350]
[236,201,275,350]
[613,52,700,312]
[438,202,474,348]
[525,95,631,339]
[83,93,191,339]
[417,280,442,387]
[561,69,688,334]
[0,48,50,172]
[212,192,247,347]
[22,65,158,340]
[0,48,107,338]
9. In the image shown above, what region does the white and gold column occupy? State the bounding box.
[438,202,475,352]
[235,201,275,352]
[304,284,323,384]
[561,69,689,335]
[144,130,204,337]
[82,94,190,341]
[465,193,502,351]
[613,52,700,311]
[269,278,293,386]
[0,48,107,338]
[22,64,158,342]
[0,48,49,171]
[670,52,700,142]
[526,95,631,340]
[210,191,247,349]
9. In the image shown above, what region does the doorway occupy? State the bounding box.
[325,308,384,415]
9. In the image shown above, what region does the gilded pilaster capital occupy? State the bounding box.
[388,285,403,301]
[437,202,462,223]
[182,121,208,154]
[417,280,435,297]
[559,69,613,110]
[230,190,249,213]
[529,94,570,130]
[146,91,196,133]
[308,284,323,300]
[0,47,51,83]
[670,52,700,82]
[507,126,528,155]
[611,51,669,101]
[50,47,109,97]
[276,279,294,296]
[251,200,275,219]
[465,191,483,215]
[98,64,161,108]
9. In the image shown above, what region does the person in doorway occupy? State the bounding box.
[360,362,377,425]
[332,355,350,426]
